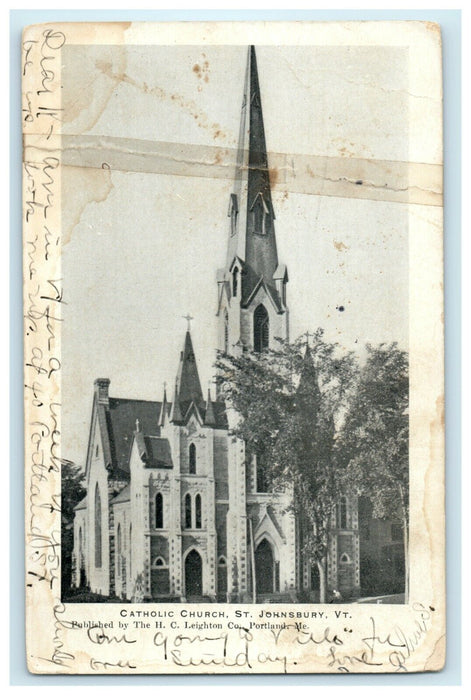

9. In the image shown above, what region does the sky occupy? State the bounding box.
[61,43,413,466]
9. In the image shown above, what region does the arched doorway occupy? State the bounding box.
[185,549,203,597]
[255,539,274,594]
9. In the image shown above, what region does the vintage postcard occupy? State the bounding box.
[23,21,444,674]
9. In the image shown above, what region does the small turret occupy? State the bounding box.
[158,385,169,426]
[169,380,183,424]
[204,387,216,426]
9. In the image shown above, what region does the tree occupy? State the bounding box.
[61,459,86,594]
[216,330,357,602]
[336,343,409,598]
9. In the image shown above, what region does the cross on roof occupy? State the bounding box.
[182,313,194,331]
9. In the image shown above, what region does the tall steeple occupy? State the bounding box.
[226,46,281,304]
[217,46,289,356]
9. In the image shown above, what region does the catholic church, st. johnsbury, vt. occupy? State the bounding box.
[71,47,387,604]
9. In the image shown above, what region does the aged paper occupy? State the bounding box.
[23,21,444,674]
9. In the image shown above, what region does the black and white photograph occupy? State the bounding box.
[24,21,445,673]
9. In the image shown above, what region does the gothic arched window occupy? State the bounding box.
[254,304,269,352]
[224,309,229,353]
[185,493,192,529]
[252,193,270,235]
[338,496,347,529]
[94,484,102,568]
[189,443,196,474]
[256,453,269,493]
[253,200,264,235]
[232,268,238,297]
[229,194,238,237]
[155,492,164,529]
[195,494,202,529]
[231,209,238,237]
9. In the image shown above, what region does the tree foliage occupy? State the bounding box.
[61,459,86,593]
[336,342,409,596]
[216,330,357,566]
[336,343,409,522]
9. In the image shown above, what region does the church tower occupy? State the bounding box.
[217,48,294,602]
[217,46,289,356]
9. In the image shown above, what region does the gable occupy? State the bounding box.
[85,398,111,478]
[216,280,231,316]
[254,504,286,549]
[107,398,161,474]
[244,278,282,314]
[85,391,162,478]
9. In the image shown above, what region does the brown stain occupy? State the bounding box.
[424,632,446,671]
[425,21,441,37]
[269,167,279,187]
[192,59,210,83]
[213,150,223,165]
[62,165,114,246]
[338,146,355,158]
[333,240,349,252]
[306,164,317,179]
[62,46,127,133]
[92,61,225,140]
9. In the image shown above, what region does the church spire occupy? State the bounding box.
[226,46,279,302]
[158,384,168,426]
[204,387,216,426]
[296,342,321,417]
[175,330,204,405]
[217,46,289,357]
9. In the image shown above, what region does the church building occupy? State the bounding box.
[72,47,361,603]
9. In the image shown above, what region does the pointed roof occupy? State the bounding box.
[176,331,204,405]
[74,495,87,511]
[142,437,173,469]
[296,343,321,414]
[204,388,216,426]
[169,379,183,423]
[84,386,162,479]
[158,387,169,426]
[110,484,131,505]
[226,46,280,305]
[168,331,205,425]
